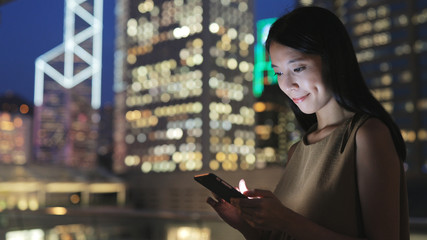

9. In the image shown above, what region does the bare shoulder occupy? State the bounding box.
[356,117,391,141]
[355,117,397,152]
[355,117,399,172]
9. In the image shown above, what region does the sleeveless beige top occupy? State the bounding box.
[263,113,409,239]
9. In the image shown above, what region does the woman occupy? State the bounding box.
[207,6,410,240]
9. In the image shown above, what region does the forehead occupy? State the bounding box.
[269,42,321,65]
[270,42,306,61]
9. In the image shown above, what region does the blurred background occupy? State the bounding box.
[0,0,427,239]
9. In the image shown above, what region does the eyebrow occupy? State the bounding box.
[271,58,305,68]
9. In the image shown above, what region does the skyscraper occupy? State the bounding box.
[33,0,103,167]
[114,0,257,174]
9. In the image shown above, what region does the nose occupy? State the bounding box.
[278,75,298,93]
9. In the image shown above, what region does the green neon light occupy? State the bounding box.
[253,18,277,97]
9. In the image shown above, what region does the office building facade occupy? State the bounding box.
[114,0,258,174]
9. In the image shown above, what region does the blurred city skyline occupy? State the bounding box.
[0,0,290,107]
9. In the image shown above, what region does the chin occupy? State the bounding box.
[298,108,316,115]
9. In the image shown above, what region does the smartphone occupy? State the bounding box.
[194,173,247,203]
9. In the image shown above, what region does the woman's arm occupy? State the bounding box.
[355,118,401,239]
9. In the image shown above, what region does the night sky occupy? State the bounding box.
[0,0,291,107]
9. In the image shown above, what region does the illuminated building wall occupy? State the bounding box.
[33,0,103,168]
[114,0,256,173]
[305,0,427,175]
[0,94,32,164]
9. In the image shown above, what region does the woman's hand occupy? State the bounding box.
[231,189,290,231]
[207,188,262,240]
[207,196,253,231]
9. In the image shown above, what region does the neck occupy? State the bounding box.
[315,102,354,130]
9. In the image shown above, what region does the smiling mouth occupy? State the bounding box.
[292,94,310,103]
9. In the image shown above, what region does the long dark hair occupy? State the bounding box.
[265,6,406,161]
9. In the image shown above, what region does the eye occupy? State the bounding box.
[293,66,306,73]
[274,71,283,76]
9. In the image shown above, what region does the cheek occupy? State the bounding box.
[278,82,293,99]
[315,86,334,102]
[307,79,325,94]
[277,78,288,93]
[277,81,287,93]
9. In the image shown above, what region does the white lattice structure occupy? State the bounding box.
[34,0,103,109]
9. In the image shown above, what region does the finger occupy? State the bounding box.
[230,197,252,208]
[210,191,220,200]
[207,197,218,207]
[207,196,226,207]
[245,189,275,198]
[230,198,241,209]
[234,198,263,208]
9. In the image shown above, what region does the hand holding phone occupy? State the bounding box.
[194,173,247,203]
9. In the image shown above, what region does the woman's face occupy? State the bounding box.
[269,42,334,115]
